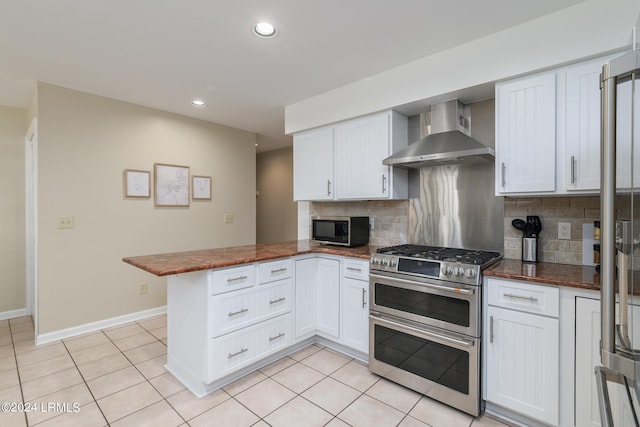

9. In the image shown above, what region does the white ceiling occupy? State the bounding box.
[0,0,584,152]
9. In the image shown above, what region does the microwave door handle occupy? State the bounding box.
[369,273,474,296]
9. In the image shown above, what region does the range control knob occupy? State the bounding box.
[370,257,379,265]
[442,266,453,276]
[453,267,464,277]
[381,257,389,267]
[465,269,477,279]
[390,258,398,267]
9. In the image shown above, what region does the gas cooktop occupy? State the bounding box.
[371,244,502,286]
[377,244,501,265]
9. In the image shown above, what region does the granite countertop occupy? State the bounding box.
[123,240,376,276]
[484,258,602,293]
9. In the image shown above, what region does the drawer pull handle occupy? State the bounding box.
[228,308,249,317]
[347,267,362,272]
[269,297,286,305]
[270,268,287,274]
[269,332,285,342]
[503,293,538,302]
[228,348,248,358]
[227,275,248,283]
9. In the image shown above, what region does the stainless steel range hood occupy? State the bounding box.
[383,99,495,168]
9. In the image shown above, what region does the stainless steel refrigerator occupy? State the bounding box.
[598,48,640,426]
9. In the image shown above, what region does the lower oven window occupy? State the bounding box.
[374,324,469,394]
[375,283,470,327]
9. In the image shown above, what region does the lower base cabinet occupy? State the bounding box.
[575,297,640,427]
[485,279,559,426]
[341,277,369,354]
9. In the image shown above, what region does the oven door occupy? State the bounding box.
[369,312,480,416]
[370,273,480,337]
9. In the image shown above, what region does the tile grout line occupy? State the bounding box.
[8,318,30,427]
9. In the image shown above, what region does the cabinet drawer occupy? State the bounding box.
[211,280,292,338]
[258,259,293,284]
[342,258,370,280]
[208,313,292,381]
[210,265,256,295]
[487,278,559,317]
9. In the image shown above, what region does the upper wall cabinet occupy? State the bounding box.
[293,110,408,201]
[293,127,335,201]
[496,54,619,196]
[495,72,557,195]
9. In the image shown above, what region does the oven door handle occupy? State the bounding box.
[370,313,474,348]
[369,274,475,295]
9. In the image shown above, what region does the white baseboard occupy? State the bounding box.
[0,308,28,321]
[36,306,167,345]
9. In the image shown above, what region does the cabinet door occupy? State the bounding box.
[294,258,317,339]
[496,73,556,194]
[575,297,640,427]
[293,127,334,201]
[316,258,340,338]
[334,112,391,199]
[566,61,602,191]
[341,277,369,354]
[486,306,559,425]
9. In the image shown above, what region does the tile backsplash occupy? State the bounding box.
[309,201,409,247]
[504,196,600,265]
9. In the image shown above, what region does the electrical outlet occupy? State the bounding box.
[224,214,233,223]
[369,218,375,230]
[558,222,572,240]
[139,283,148,295]
[57,216,75,229]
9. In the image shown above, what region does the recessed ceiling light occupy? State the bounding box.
[191,100,206,107]
[253,22,276,38]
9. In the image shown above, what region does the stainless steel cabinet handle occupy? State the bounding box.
[382,175,387,194]
[269,297,286,305]
[228,308,249,317]
[371,313,474,348]
[228,348,248,358]
[270,268,287,274]
[490,316,494,343]
[571,155,576,184]
[362,288,366,308]
[269,332,285,342]
[347,267,362,272]
[227,275,248,283]
[503,293,538,302]
[327,179,331,195]
[501,163,506,187]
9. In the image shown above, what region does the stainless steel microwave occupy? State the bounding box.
[311,216,369,247]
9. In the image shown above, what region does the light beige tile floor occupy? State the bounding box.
[0,315,513,426]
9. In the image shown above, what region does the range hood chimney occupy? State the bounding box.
[383,99,494,168]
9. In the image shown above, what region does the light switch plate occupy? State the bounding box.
[224,214,233,224]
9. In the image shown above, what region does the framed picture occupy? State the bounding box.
[192,175,212,200]
[124,169,151,198]
[154,163,190,207]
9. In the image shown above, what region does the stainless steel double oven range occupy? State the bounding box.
[368,244,502,416]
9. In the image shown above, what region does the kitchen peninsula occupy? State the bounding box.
[123,240,374,397]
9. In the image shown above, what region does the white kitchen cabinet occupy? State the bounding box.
[485,278,559,426]
[575,297,640,427]
[565,59,603,191]
[293,126,334,201]
[334,111,408,200]
[340,258,369,354]
[316,257,340,339]
[496,72,557,195]
[293,110,408,201]
[294,257,317,339]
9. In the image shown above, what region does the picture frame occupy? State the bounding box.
[124,169,151,198]
[154,163,190,207]
[192,175,212,200]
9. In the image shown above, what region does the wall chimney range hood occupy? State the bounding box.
[383,99,494,168]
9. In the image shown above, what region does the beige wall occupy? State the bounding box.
[36,83,256,334]
[256,147,297,243]
[0,106,28,313]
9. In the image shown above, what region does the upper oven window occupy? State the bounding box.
[374,283,470,327]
